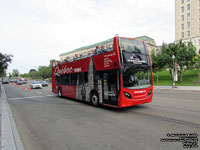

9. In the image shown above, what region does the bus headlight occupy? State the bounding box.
[123,92,132,99]
[147,89,152,97]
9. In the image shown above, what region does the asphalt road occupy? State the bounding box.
[3,83,200,150]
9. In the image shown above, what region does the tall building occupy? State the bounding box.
[175,0,200,54]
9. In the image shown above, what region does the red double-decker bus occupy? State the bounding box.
[52,36,153,108]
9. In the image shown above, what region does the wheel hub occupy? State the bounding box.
[92,95,98,103]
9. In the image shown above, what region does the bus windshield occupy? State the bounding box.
[122,66,152,89]
[118,38,146,54]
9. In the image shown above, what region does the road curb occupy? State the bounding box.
[154,86,200,92]
[1,85,24,150]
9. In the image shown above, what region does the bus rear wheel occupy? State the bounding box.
[58,88,62,97]
[90,92,99,107]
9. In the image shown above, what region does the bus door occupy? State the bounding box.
[102,71,119,106]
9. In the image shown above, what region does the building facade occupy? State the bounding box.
[175,0,200,54]
[134,36,157,56]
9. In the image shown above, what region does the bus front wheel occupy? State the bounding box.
[90,92,99,107]
[58,88,62,97]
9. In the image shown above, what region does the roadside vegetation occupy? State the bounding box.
[0,52,13,78]
[21,60,56,80]
[10,59,56,80]
[151,40,200,86]
[153,70,200,86]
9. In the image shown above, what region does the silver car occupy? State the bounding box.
[30,81,42,89]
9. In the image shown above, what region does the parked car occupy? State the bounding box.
[30,81,42,89]
[9,79,16,82]
[16,80,23,85]
[40,80,48,87]
[22,80,27,84]
[20,78,28,81]
[2,80,9,84]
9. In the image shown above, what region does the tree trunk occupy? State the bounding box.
[180,71,182,84]
[156,70,158,83]
[198,72,200,84]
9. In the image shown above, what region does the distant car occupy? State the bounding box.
[22,80,27,84]
[2,80,9,84]
[40,80,48,87]
[9,79,16,82]
[30,81,42,89]
[20,78,28,81]
[16,80,23,85]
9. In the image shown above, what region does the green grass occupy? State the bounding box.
[153,70,200,86]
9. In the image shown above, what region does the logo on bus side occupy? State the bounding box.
[54,66,73,76]
[134,90,146,93]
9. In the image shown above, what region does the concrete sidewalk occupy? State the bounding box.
[0,85,24,150]
[154,86,200,91]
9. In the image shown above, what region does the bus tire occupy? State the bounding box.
[90,92,99,107]
[58,88,62,97]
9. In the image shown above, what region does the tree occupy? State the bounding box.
[177,41,196,83]
[27,59,54,80]
[9,73,12,78]
[0,52,13,77]
[37,66,51,79]
[21,73,29,78]
[12,69,19,77]
[29,69,37,73]
[163,40,196,83]
[193,54,200,84]
[151,46,169,83]
[29,69,39,79]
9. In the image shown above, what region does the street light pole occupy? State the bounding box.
[172,55,175,88]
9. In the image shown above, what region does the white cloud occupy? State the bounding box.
[0,0,174,74]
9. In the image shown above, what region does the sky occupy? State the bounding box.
[0,0,175,74]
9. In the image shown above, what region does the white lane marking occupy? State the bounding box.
[8,95,55,100]
[46,95,54,97]
[8,96,45,100]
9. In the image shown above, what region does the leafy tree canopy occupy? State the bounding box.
[38,66,51,79]
[12,69,19,77]
[0,52,13,77]
[156,40,197,83]
[163,40,196,70]
[29,69,37,74]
